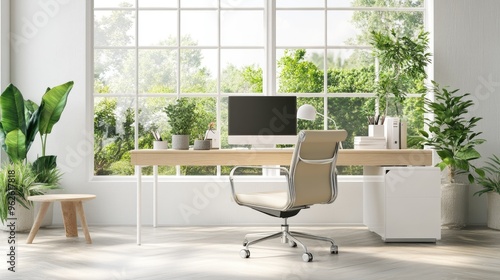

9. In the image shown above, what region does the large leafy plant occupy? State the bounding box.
[0,81,73,183]
[370,29,431,116]
[416,81,485,184]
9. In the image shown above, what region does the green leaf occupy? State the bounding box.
[33,155,58,173]
[25,102,44,153]
[5,129,27,162]
[0,84,26,134]
[39,81,74,135]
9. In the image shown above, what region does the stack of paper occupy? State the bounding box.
[354,136,386,149]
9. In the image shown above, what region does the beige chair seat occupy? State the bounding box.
[236,191,288,210]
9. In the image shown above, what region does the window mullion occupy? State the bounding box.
[265,0,276,96]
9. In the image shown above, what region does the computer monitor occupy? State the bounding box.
[228,96,297,146]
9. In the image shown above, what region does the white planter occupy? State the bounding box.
[487,192,500,230]
[172,135,189,150]
[1,203,34,232]
[153,140,169,150]
[441,183,469,229]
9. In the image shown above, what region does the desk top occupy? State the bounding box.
[130,148,432,167]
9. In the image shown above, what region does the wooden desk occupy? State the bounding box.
[130,148,432,245]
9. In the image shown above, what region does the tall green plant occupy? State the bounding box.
[0,82,73,187]
[416,81,485,184]
[370,29,431,116]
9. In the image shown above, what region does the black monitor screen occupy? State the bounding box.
[228,96,297,136]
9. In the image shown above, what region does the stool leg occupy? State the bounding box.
[75,201,92,244]
[26,202,51,244]
[61,201,78,238]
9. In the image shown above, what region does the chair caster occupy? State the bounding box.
[240,249,250,259]
[302,252,313,262]
[289,240,297,247]
[243,239,248,246]
[330,245,339,254]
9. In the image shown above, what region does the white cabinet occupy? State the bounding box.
[363,166,441,242]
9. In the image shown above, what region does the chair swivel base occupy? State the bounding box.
[239,221,338,262]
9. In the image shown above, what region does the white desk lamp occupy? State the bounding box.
[297,104,343,149]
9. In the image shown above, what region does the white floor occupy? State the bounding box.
[1,225,500,280]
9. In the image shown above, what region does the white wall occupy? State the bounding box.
[0,0,9,89]
[9,0,497,226]
[434,0,500,224]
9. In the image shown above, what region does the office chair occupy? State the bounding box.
[229,130,347,262]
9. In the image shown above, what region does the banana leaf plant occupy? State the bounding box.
[0,81,73,185]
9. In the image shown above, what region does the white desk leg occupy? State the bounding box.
[137,165,142,245]
[153,165,158,228]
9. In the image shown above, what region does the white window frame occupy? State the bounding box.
[88,0,430,181]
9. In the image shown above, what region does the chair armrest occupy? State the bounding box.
[229,166,290,206]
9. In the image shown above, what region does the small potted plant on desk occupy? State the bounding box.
[164,98,197,150]
[416,81,485,229]
[152,130,168,149]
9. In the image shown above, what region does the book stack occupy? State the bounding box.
[354,136,387,149]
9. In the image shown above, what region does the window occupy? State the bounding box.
[92,0,427,176]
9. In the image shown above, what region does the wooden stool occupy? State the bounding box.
[26,194,96,244]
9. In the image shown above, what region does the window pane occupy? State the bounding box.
[94,0,135,8]
[182,97,217,176]
[277,49,325,93]
[94,49,136,94]
[181,11,218,46]
[328,11,361,46]
[138,11,177,46]
[221,0,264,8]
[276,11,325,46]
[139,0,177,8]
[297,97,324,130]
[350,11,424,45]
[139,49,177,94]
[221,11,264,47]
[137,97,176,175]
[94,97,135,175]
[221,49,264,93]
[277,0,324,8]
[328,97,374,175]
[181,0,218,8]
[180,49,217,93]
[327,49,375,93]
[94,10,135,47]
[329,0,425,8]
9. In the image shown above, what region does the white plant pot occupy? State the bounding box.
[441,183,469,229]
[1,203,34,232]
[487,192,500,230]
[153,140,169,150]
[171,135,189,150]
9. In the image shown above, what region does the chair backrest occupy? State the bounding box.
[288,130,347,208]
